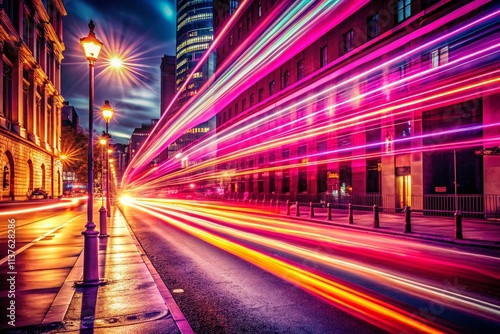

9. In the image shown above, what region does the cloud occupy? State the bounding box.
[62,0,176,144]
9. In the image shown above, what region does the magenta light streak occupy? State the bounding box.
[123,5,500,191]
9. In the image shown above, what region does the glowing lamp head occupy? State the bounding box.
[99,138,107,145]
[175,152,182,159]
[80,20,103,62]
[101,100,114,123]
[189,183,195,189]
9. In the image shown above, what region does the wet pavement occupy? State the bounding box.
[0,202,191,334]
[1,198,499,333]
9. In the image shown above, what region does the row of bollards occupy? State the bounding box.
[249,198,464,239]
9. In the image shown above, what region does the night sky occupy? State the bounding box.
[61,0,177,144]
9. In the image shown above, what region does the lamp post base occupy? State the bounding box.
[99,206,109,237]
[76,226,104,286]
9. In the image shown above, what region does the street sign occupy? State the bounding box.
[475,146,500,155]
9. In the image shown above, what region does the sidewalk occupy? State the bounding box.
[6,205,192,334]
[262,201,500,248]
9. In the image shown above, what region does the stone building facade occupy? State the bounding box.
[213,0,500,216]
[1,0,66,201]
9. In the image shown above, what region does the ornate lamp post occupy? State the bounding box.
[101,100,114,218]
[99,137,108,237]
[80,20,103,285]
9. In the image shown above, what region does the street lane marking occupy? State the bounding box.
[0,215,82,265]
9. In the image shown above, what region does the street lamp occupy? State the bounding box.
[80,20,103,285]
[101,100,114,218]
[99,137,108,237]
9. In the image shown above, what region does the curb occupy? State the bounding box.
[118,206,194,334]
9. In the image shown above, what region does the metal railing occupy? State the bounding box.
[225,192,500,219]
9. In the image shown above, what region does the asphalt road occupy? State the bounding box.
[120,199,500,334]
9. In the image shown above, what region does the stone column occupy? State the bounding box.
[0,41,4,119]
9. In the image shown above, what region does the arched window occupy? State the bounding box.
[27,159,34,190]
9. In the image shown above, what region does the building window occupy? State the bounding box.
[250,93,254,106]
[431,46,448,68]
[367,13,379,40]
[320,45,328,67]
[282,170,290,193]
[396,0,411,23]
[229,33,234,46]
[247,13,252,30]
[343,29,354,54]
[297,59,304,81]
[283,70,290,88]
[258,2,262,17]
[228,108,232,119]
[242,98,246,111]
[235,102,239,115]
[366,159,381,193]
[269,80,275,95]
[298,168,307,193]
[238,22,242,39]
[258,88,264,102]
[395,119,412,150]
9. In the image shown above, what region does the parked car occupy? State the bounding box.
[31,188,48,199]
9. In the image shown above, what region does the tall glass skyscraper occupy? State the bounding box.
[176,0,216,107]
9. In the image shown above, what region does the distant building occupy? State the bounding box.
[129,119,158,163]
[167,0,222,160]
[160,55,176,118]
[61,101,79,130]
[109,143,128,187]
[0,0,66,201]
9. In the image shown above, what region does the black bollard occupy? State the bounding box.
[286,200,290,215]
[455,211,463,239]
[348,203,354,224]
[309,202,314,219]
[404,206,411,233]
[295,201,300,217]
[327,203,332,221]
[373,204,379,228]
[270,198,274,208]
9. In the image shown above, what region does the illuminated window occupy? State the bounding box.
[431,46,448,68]
[396,0,411,23]
[229,33,233,46]
[258,2,262,17]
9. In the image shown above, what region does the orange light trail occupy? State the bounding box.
[121,197,500,331]
[0,197,86,216]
